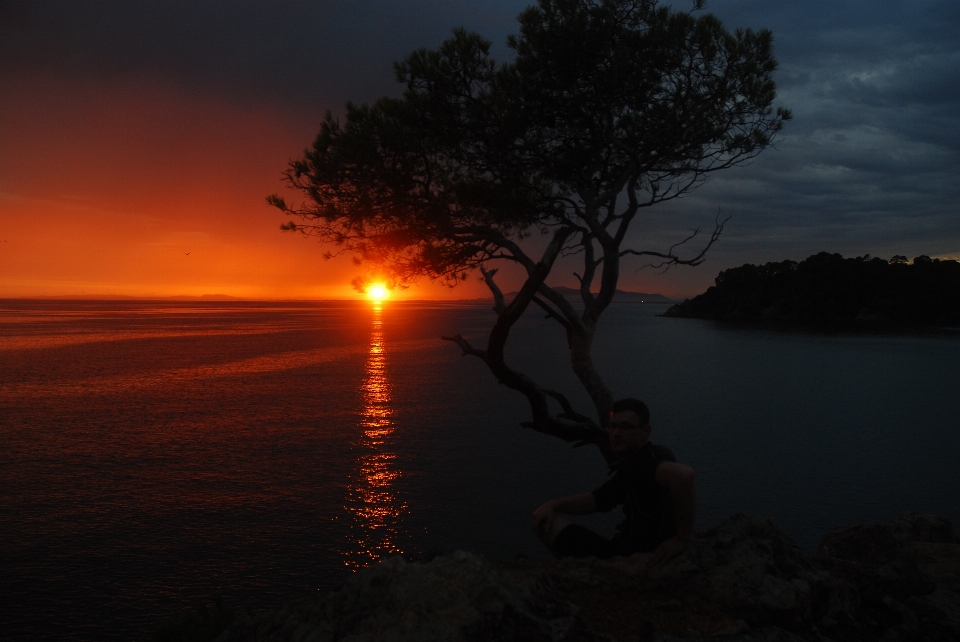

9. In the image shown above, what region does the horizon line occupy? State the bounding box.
[0,291,678,303]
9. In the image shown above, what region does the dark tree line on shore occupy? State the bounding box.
[664,252,960,325]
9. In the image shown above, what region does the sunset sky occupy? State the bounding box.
[1,0,958,300]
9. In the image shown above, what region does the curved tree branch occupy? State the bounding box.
[441,333,487,359]
[543,389,594,424]
[621,212,731,269]
[531,295,573,338]
[480,266,506,314]
[482,226,572,429]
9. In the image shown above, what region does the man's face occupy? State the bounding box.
[607,410,650,453]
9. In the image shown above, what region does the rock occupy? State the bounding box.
[215,513,960,642]
[216,551,593,642]
[816,521,934,599]
[888,512,960,544]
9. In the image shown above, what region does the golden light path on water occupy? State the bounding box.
[342,302,407,569]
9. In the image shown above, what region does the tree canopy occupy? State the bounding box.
[269,0,790,458]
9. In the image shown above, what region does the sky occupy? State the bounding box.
[1,0,958,300]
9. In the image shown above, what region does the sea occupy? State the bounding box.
[2,298,958,641]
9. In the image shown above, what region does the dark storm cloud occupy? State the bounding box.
[646,0,960,272]
[0,0,525,109]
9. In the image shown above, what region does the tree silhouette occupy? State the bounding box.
[665,252,960,325]
[269,0,789,459]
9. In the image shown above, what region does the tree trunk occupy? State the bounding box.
[567,324,613,425]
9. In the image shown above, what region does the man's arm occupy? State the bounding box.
[646,461,696,568]
[546,492,597,515]
[531,492,597,545]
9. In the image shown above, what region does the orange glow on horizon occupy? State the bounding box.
[0,75,692,301]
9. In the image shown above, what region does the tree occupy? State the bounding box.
[268,0,790,460]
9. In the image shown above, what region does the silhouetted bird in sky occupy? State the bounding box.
[185,252,190,255]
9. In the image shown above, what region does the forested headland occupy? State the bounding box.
[664,252,960,325]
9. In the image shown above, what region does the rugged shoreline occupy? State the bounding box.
[214,512,960,641]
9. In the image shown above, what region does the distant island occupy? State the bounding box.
[664,252,960,325]
[31,294,242,301]
[499,286,674,303]
[556,286,674,303]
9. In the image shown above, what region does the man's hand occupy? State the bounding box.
[530,502,556,538]
[643,535,688,570]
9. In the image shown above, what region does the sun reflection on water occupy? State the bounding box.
[342,302,407,569]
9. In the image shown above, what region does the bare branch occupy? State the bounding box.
[579,235,598,311]
[613,177,642,246]
[520,419,612,461]
[543,389,593,424]
[454,225,537,273]
[440,334,487,359]
[466,226,575,431]
[535,283,583,331]
[621,212,731,269]
[480,266,506,314]
[531,295,573,335]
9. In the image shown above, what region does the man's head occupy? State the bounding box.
[607,398,651,453]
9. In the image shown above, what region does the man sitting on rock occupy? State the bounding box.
[531,398,696,567]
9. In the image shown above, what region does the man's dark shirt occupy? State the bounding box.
[592,442,677,552]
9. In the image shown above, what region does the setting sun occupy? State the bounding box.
[367,284,389,301]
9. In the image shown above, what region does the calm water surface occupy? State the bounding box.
[1,299,958,641]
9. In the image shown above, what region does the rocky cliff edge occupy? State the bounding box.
[216,512,960,642]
